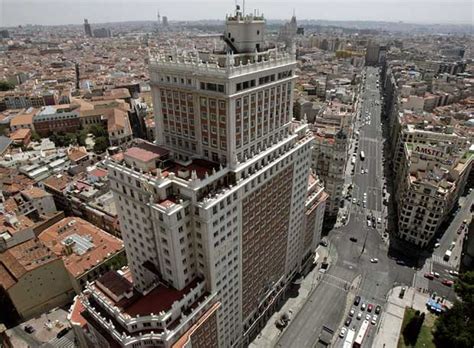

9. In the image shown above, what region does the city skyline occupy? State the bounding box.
[0,0,473,27]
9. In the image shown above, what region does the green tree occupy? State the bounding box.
[434,271,474,348]
[93,136,109,154]
[76,129,88,146]
[89,124,108,138]
[30,131,41,142]
[0,80,15,91]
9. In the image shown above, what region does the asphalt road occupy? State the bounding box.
[277,67,416,348]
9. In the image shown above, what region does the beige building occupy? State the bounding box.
[0,238,73,321]
[70,7,324,348]
[39,217,125,294]
[394,123,473,247]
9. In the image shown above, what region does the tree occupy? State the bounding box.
[434,271,474,348]
[93,136,109,154]
[89,124,108,138]
[30,131,41,142]
[76,129,89,147]
[0,80,15,91]
[402,310,425,346]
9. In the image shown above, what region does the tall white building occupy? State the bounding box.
[69,7,326,348]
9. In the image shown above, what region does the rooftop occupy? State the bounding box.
[0,238,57,290]
[38,217,124,277]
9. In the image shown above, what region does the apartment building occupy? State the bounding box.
[70,7,323,348]
[38,217,125,293]
[311,127,348,216]
[0,238,73,322]
[393,119,473,247]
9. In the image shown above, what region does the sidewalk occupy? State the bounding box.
[372,286,443,348]
[249,246,330,348]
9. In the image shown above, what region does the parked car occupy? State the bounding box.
[339,327,347,338]
[350,237,358,243]
[371,315,378,325]
[370,258,378,263]
[357,312,362,320]
[354,296,361,306]
[365,314,371,321]
[361,303,367,311]
[375,305,381,314]
[396,260,406,266]
[368,304,373,312]
[424,273,434,280]
[349,308,355,317]
[24,325,35,334]
[345,317,352,327]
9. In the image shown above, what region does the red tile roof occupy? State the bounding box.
[39,217,124,277]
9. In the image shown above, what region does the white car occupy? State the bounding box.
[361,303,366,311]
[371,315,378,325]
[370,258,379,263]
[357,312,362,320]
[366,314,371,321]
[339,327,347,338]
[361,169,364,174]
[367,220,372,227]
[349,308,355,317]
[352,198,357,204]
[434,243,440,248]
[377,217,382,224]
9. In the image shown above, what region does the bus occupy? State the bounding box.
[353,320,370,348]
[343,328,356,348]
[360,151,365,160]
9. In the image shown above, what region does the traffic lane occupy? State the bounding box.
[435,191,474,258]
[276,278,350,348]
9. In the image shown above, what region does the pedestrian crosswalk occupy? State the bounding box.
[432,255,450,267]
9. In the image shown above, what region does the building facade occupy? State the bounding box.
[70,7,324,348]
[393,124,473,247]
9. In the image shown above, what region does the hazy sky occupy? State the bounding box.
[0,0,472,26]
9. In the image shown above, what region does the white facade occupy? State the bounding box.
[106,8,323,348]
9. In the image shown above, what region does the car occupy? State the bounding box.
[371,315,378,325]
[345,317,352,327]
[24,325,35,334]
[434,243,440,248]
[354,296,361,306]
[367,220,371,227]
[361,303,366,311]
[399,287,406,298]
[442,279,454,287]
[433,272,440,278]
[368,304,373,312]
[319,240,328,247]
[370,258,378,263]
[396,260,406,266]
[352,198,357,204]
[350,237,358,243]
[339,327,347,338]
[357,312,362,320]
[375,305,381,314]
[361,169,364,174]
[424,273,434,280]
[448,270,459,277]
[366,314,371,321]
[372,216,376,223]
[367,214,371,221]
[349,308,355,317]
[56,328,70,339]
[363,202,367,208]
[377,217,382,224]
